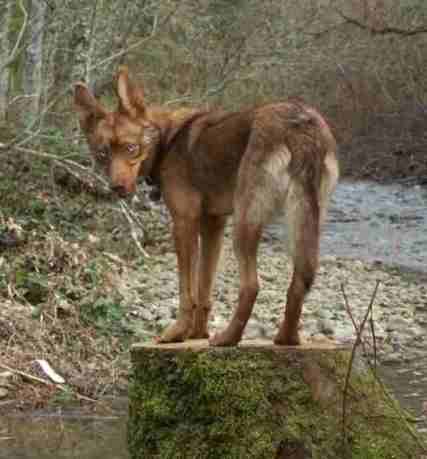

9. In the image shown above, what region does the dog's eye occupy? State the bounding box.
[126,143,139,154]
[96,146,110,160]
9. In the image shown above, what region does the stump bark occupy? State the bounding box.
[128,339,422,459]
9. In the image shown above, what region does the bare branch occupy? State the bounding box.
[341,281,380,449]
[0,0,28,73]
[88,6,178,73]
[0,84,73,152]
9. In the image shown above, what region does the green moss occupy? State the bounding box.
[128,347,424,459]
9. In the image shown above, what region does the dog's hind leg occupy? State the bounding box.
[274,184,320,345]
[189,214,227,339]
[209,216,263,347]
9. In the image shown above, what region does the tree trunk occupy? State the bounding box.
[129,339,422,459]
[22,0,47,117]
[0,0,13,122]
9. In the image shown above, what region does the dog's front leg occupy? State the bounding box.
[189,214,227,339]
[156,215,200,343]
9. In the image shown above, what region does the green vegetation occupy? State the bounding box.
[129,347,423,459]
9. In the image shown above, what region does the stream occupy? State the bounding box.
[1,180,426,458]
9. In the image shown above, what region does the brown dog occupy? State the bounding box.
[74,67,338,346]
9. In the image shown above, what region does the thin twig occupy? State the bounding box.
[369,309,377,375]
[341,281,380,447]
[118,200,150,258]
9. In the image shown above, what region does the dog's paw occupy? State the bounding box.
[209,329,241,347]
[273,330,302,346]
[156,321,189,343]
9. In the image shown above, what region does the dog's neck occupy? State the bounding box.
[142,105,206,184]
[147,105,205,148]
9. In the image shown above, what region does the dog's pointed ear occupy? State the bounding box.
[116,66,145,118]
[74,82,107,131]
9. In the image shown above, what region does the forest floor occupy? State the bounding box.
[0,144,426,415]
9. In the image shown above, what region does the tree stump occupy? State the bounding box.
[128,339,423,459]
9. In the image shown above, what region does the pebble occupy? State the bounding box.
[0,371,13,389]
[382,353,403,365]
[317,318,335,336]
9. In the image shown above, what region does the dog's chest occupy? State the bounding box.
[202,189,235,216]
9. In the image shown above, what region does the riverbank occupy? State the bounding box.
[1,180,426,415]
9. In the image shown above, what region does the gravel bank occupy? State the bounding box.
[121,213,426,366]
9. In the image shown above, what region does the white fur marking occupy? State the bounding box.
[244,146,292,225]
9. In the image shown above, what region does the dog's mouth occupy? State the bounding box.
[145,176,154,186]
[148,187,162,202]
[111,184,135,199]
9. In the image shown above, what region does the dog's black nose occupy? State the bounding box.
[111,185,128,197]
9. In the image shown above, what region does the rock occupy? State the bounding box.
[0,387,9,399]
[138,308,155,322]
[382,353,402,365]
[56,298,74,318]
[0,371,13,389]
[244,321,270,340]
[318,318,335,336]
[333,325,355,342]
[385,316,410,332]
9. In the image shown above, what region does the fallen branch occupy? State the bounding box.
[0,363,53,386]
[0,363,97,403]
[336,8,427,37]
[6,145,111,192]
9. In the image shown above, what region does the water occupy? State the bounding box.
[322,180,427,271]
[1,181,426,458]
[270,180,427,272]
[0,412,128,459]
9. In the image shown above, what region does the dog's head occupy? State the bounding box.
[74,67,160,197]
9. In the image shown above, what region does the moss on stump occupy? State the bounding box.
[128,339,423,459]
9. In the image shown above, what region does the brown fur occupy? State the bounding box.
[74,67,339,346]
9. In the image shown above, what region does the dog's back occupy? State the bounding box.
[163,101,338,232]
